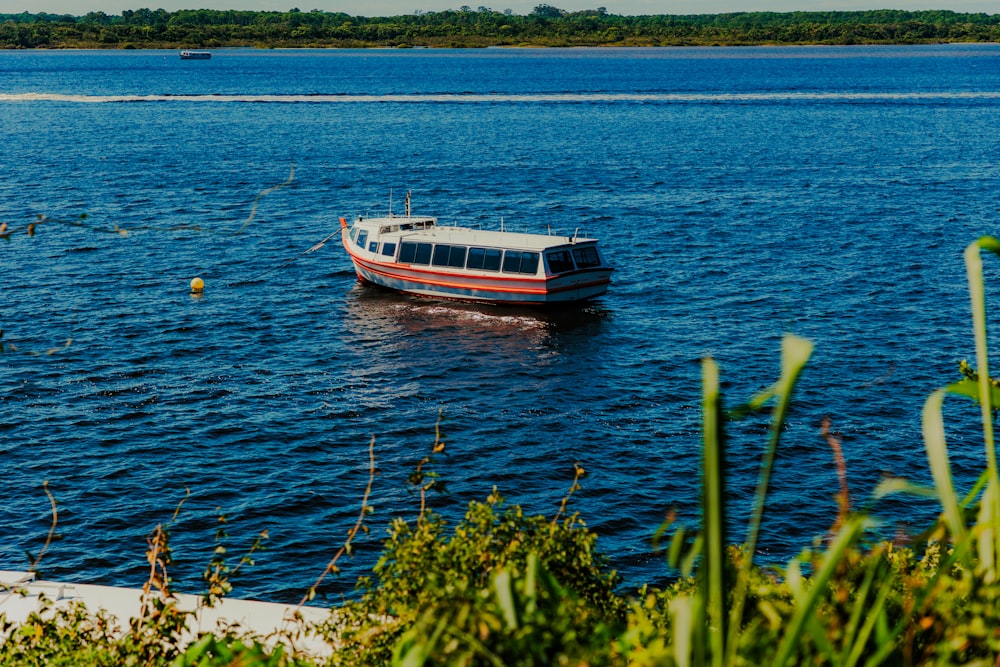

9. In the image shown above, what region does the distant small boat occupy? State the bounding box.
[180,50,211,60]
[341,192,614,306]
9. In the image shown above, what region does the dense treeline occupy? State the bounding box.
[0,6,998,48]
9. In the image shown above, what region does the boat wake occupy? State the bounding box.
[2,91,1000,104]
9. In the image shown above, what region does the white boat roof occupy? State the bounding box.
[355,215,599,252]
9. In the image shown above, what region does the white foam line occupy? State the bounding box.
[2,91,999,104]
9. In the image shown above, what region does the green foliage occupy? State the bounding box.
[0,8,999,47]
[202,511,269,608]
[171,634,306,666]
[0,601,120,666]
[392,553,619,667]
[328,486,624,665]
[0,602,306,666]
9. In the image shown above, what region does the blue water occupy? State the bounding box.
[3,45,1000,603]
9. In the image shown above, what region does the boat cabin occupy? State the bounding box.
[339,193,613,304]
[345,215,605,279]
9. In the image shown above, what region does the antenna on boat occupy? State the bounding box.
[389,189,393,218]
[405,190,411,218]
[500,216,505,232]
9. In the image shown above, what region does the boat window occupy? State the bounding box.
[520,252,540,274]
[414,243,433,265]
[401,242,433,265]
[368,241,378,252]
[467,247,485,269]
[356,230,368,248]
[432,245,451,266]
[432,245,467,268]
[502,251,539,274]
[482,248,502,271]
[546,250,576,274]
[447,246,467,268]
[466,247,502,271]
[399,241,417,263]
[381,242,397,258]
[351,227,360,243]
[572,246,601,268]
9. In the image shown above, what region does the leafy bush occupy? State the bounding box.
[327,487,624,666]
[393,553,619,667]
[0,601,119,666]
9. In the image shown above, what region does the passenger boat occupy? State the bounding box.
[180,50,211,60]
[340,194,614,305]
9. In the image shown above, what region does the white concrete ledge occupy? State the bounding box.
[0,570,334,659]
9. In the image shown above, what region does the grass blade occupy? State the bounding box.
[769,517,865,667]
[964,237,1000,580]
[726,335,813,665]
[670,595,697,667]
[702,357,727,667]
[922,388,968,542]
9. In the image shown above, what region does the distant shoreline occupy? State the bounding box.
[5,40,999,49]
[2,8,999,49]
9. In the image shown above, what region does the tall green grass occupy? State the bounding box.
[648,236,1000,666]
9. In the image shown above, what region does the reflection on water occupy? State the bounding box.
[341,284,612,359]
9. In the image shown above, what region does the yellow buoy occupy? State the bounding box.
[190,277,205,293]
